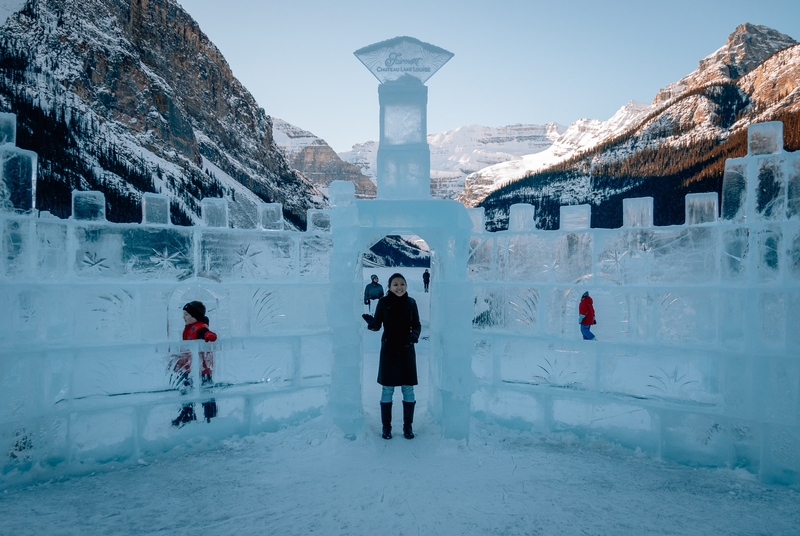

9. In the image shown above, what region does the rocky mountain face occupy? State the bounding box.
[480,23,800,230]
[0,0,324,228]
[272,118,375,199]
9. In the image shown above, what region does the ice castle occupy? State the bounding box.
[1,85,799,485]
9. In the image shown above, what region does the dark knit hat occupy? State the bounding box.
[581,291,589,298]
[183,301,206,322]
[371,274,378,281]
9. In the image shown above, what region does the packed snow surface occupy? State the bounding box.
[2,278,798,536]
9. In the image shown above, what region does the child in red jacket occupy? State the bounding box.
[171,301,218,427]
[578,291,596,340]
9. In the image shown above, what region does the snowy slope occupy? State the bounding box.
[456,100,652,206]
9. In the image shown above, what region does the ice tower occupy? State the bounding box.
[354,36,453,199]
[326,38,474,440]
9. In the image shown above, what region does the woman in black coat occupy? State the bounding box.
[362,273,421,440]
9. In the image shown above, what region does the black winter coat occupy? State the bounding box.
[368,292,421,386]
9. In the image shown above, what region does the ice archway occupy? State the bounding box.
[327,182,475,439]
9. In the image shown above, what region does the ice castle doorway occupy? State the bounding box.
[327,193,475,441]
[360,235,432,434]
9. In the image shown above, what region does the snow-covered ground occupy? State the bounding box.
[1,268,799,535]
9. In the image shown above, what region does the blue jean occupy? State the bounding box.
[381,385,415,403]
[580,324,595,340]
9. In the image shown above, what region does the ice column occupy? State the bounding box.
[142,193,170,225]
[748,121,783,156]
[0,113,37,214]
[721,159,747,221]
[749,123,786,221]
[307,209,332,232]
[72,191,106,220]
[789,153,800,219]
[508,203,536,231]
[258,202,284,230]
[0,112,16,144]
[354,36,454,200]
[201,198,228,227]
[685,193,718,225]
[467,207,486,233]
[326,181,363,437]
[560,204,591,229]
[623,197,653,227]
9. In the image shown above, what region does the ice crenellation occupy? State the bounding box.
[2,110,800,487]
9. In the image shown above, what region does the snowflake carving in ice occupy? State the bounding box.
[600,249,629,277]
[233,244,263,276]
[81,251,109,273]
[149,247,184,276]
[539,256,561,279]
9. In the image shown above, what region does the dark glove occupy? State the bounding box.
[593,320,597,325]
[364,299,370,305]
[362,314,374,325]
[408,333,419,344]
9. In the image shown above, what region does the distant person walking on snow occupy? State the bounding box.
[170,301,218,427]
[579,291,596,340]
[363,274,384,312]
[422,268,430,292]
[362,273,421,440]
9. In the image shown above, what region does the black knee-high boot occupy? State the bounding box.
[402,401,415,439]
[380,402,392,439]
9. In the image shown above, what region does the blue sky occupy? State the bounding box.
[179,0,800,153]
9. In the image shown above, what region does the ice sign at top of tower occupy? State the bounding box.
[354,36,454,84]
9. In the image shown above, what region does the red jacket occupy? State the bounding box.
[182,321,217,343]
[176,322,217,376]
[579,296,595,325]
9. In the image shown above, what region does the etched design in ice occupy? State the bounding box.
[149,246,185,276]
[599,248,629,280]
[81,251,109,273]
[233,244,263,277]
[251,288,280,333]
[646,367,698,397]
[509,288,539,328]
[533,358,579,388]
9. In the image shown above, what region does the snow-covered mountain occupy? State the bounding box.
[480,23,800,230]
[456,101,651,206]
[339,23,798,214]
[272,118,376,199]
[338,123,567,200]
[0,0,324,228]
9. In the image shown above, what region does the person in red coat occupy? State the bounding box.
[578,291,596,340]
[171,301,218,427]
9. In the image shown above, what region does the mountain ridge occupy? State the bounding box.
[0,0,324,228]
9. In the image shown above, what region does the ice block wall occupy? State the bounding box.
[1,122,334,485]
[468,122,800,484]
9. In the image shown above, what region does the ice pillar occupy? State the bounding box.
[326,181,363,438]
[355,36,454,200]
